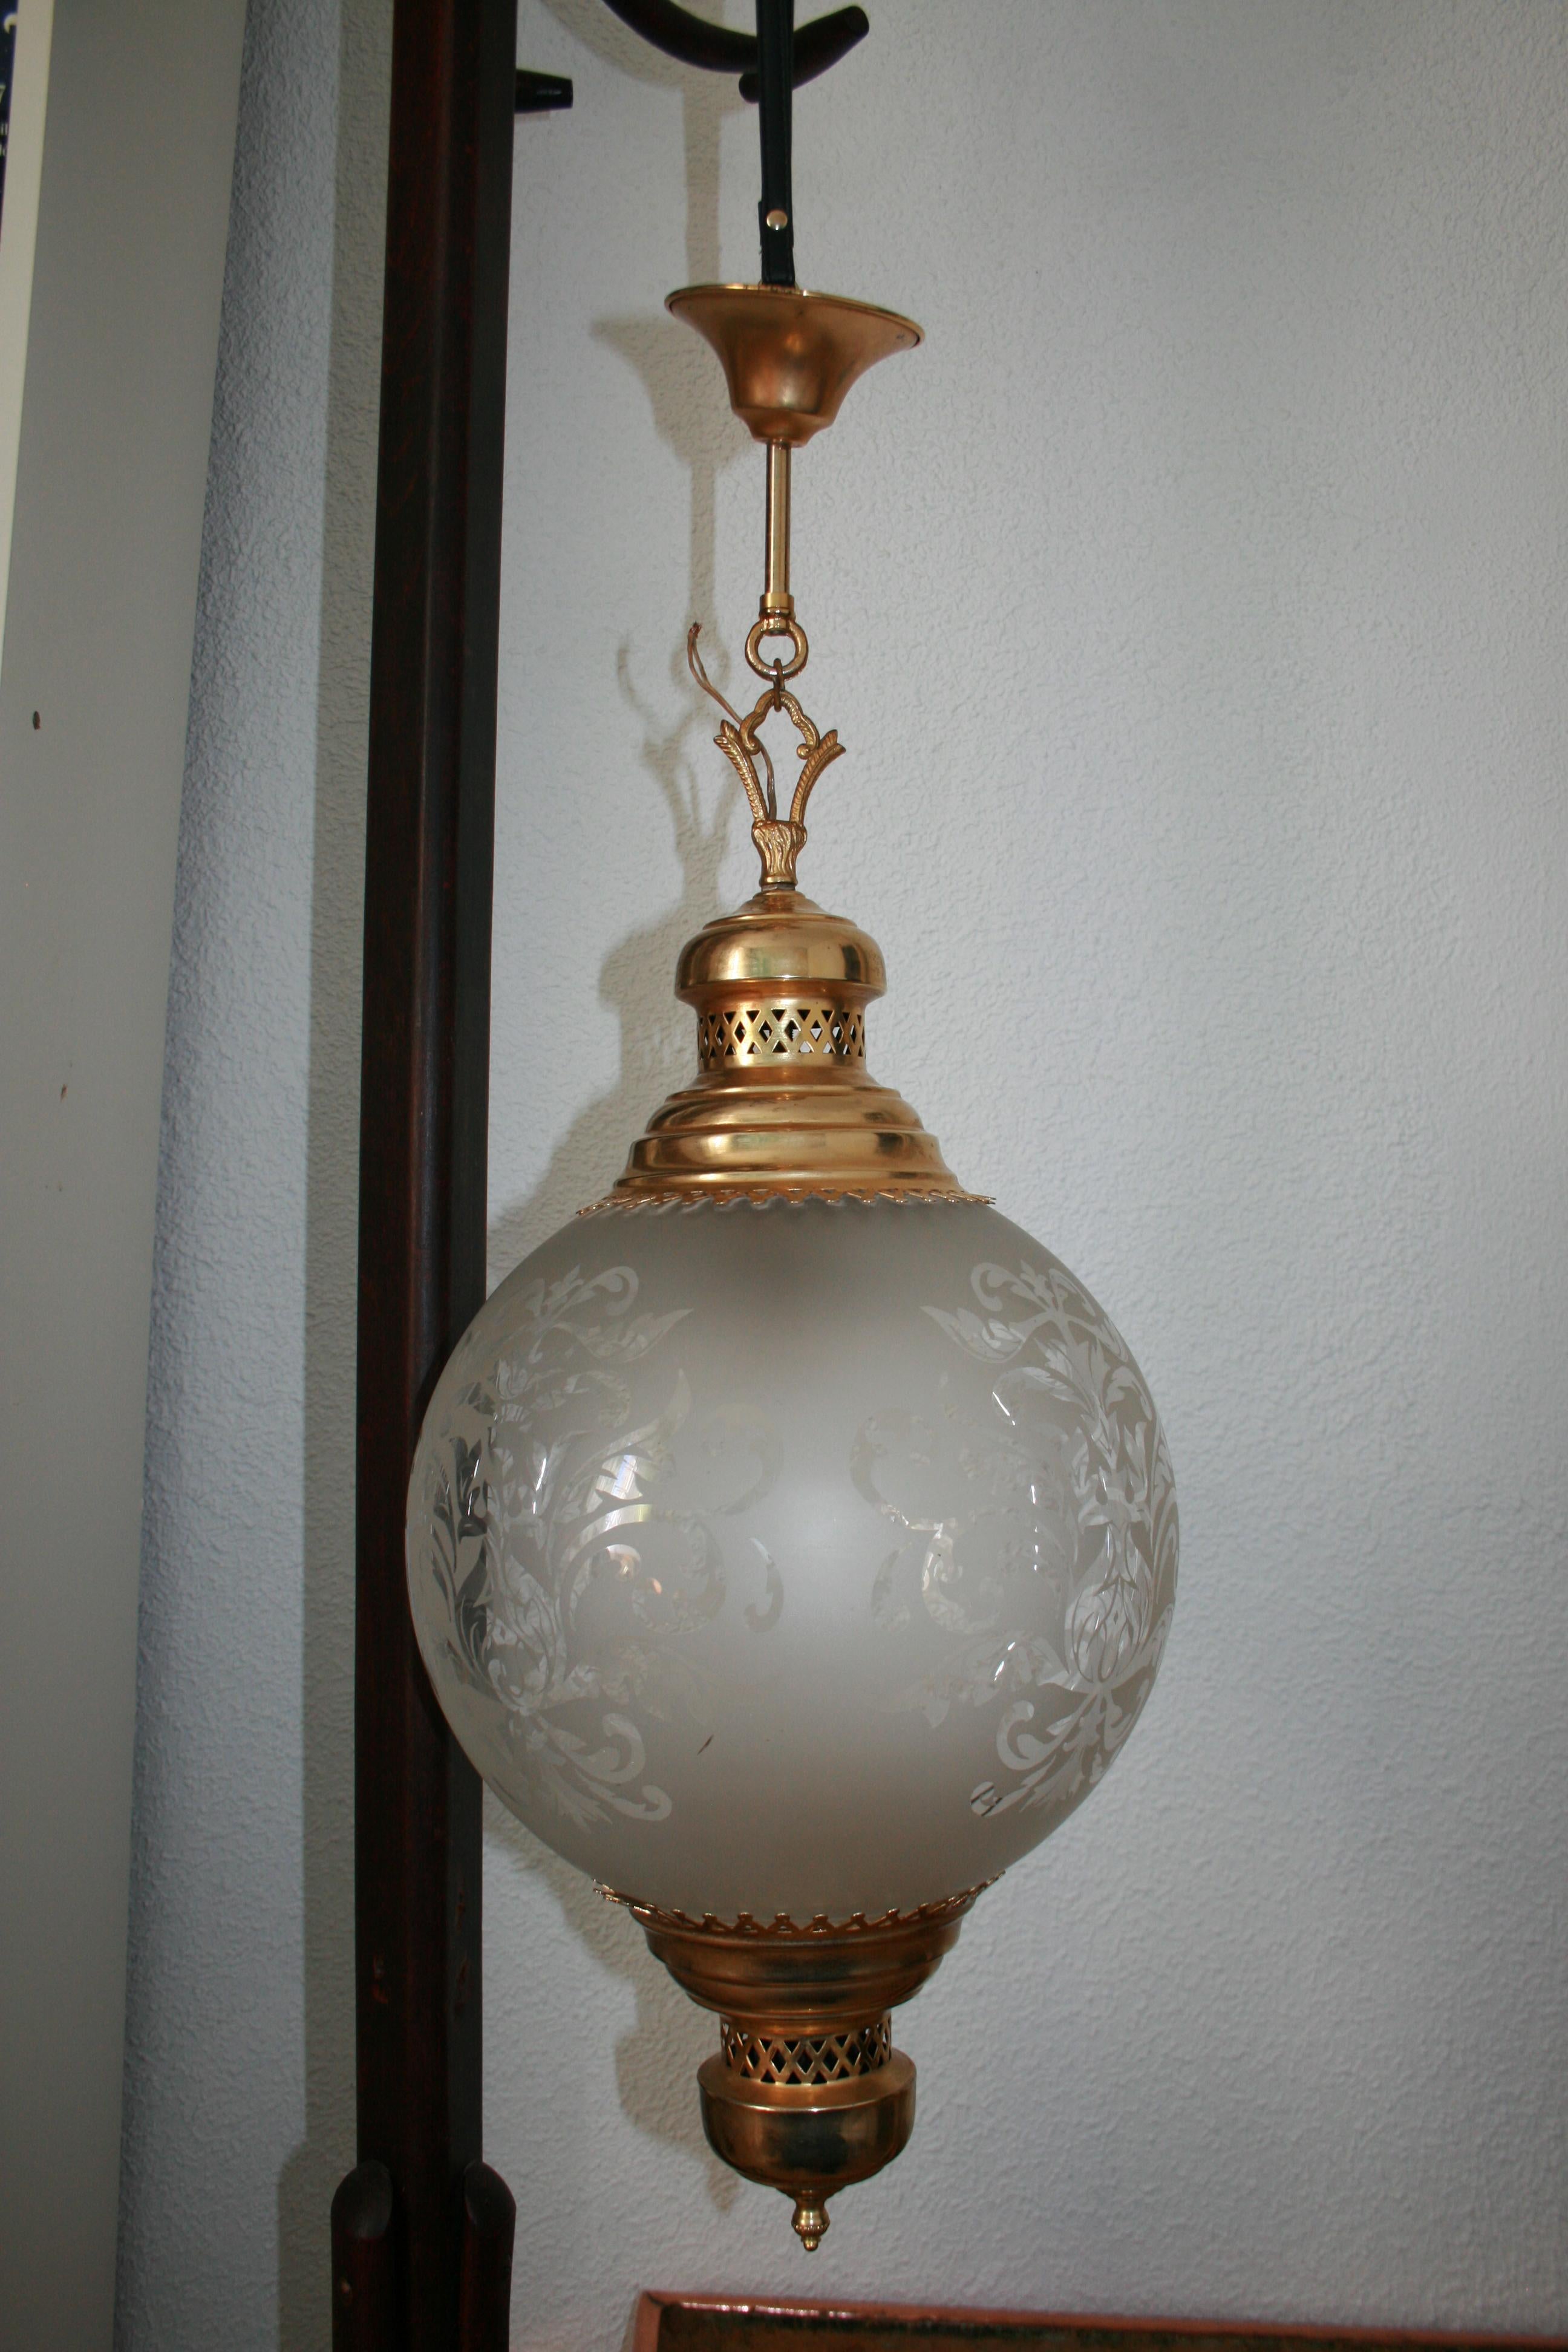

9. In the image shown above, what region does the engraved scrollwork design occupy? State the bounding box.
[860,1258,1176,1816]
[415,1264,786,1834]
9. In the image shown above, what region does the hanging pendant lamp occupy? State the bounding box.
[407,2,1178,2253]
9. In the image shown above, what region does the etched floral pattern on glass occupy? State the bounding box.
[407,1201,1177,1922]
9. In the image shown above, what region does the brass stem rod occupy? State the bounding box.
[763,440,792,616]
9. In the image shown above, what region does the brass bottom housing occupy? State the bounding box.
[700,2031,915,2251]
[608,1889,984,2248]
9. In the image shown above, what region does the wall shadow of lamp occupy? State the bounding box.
[485,327,751,1267]
[593,316,750,675]
[481,1809,745,2211]
[413,0,1179,2257]
[483,647,738,1289]
[491,40,753,1276]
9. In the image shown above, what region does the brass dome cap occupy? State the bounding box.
[676,888,884,998]
[609,890,980,1204]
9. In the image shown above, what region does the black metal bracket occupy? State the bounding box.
[515,70,573,113]
[599,0,867,100]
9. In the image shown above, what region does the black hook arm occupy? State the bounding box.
[599,0,868,99]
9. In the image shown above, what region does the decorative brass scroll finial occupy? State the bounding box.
[688,624,843,889]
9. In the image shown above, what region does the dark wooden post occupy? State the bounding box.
[345,0,519,2342]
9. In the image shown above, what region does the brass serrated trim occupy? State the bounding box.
[580,1188,991,1216]
[602,1882,993,1939]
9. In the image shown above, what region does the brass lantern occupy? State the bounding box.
[405,277,1178,2252]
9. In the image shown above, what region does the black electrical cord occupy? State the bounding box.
[755,0,795,286]
[603,0,872,284]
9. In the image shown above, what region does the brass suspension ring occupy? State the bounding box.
[746,612,809,681]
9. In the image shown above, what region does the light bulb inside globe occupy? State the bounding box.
[405,286,1178,2252]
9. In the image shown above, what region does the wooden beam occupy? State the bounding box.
[347,0,519,2340]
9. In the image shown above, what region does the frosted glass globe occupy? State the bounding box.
[407,1197,1176,1922]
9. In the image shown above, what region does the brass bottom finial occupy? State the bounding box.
[792,2196,830,2253]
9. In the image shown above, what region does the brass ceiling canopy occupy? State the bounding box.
[666,283,922,446]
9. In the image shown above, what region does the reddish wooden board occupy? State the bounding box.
[632,2293,1568,2352]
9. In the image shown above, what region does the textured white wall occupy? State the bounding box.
[122,2,1568,2346]
[116,0,385,2342]
[0,0,246,2342]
